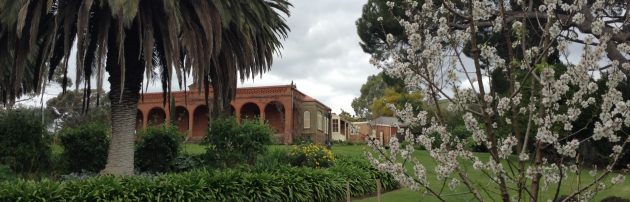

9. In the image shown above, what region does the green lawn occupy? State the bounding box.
[186,143,630,201]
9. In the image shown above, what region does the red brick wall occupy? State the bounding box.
[347,123,398,145]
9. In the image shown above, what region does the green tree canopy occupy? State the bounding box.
[370,87,423,117]
[352,71,420,119]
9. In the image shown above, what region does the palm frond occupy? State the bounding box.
[0,0,291,114]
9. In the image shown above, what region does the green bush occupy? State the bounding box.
[0,156,398,201]
[135,125,184,173]
[288,143,335,168]
[203,118,273,167]
[0,164,16,181]
[171,153,206,172]
[255,149,291,171]
[0,110,51,174]
[59,123,110,173]
[331,155,399,196]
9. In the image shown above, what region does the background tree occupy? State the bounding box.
[0,0,290,175]
[46,90,110,130]
[370,88,423,117]
[356,0,417,62]
[338,110,360,122]
[352,71,415,119]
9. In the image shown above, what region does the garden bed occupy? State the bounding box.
[0,156,398,201]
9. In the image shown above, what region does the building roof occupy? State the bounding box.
[371,116,401,125]
[352,116,409,127]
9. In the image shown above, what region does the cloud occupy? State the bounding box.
[240,0,379,114]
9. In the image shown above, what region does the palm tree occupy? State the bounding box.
[0,0,290,175]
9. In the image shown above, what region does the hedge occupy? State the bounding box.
[0,156,398,201]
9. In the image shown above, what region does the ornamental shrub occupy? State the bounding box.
[0,156,398,201]
[203,117,273,167]
[59,123,110,173]
[135,125,184,173]
[288,143,335,168]
[0,164,16,181]
[0,109,51,174]
[254,149,291,171]
[171,153,206,172]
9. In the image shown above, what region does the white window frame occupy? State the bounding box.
[303,111,311,129]
[317,112,323,131]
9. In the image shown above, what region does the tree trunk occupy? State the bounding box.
[209,61,237,119]
[101,19,144,176]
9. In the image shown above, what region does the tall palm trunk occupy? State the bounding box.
[101,19,144,176]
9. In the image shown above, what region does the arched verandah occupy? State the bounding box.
[147,107,166,126]
[192,105,209,139]
[264,101,285,134]
[173,106,189,133]
[240,102,260,121]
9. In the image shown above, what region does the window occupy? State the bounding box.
[303,111,310,129]
[332,119,339,132]
[317,112,322,131]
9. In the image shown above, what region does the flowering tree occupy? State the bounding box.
[366,0,630,201]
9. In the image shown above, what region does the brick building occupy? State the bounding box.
[136,84,331,144]
[348,117,403,145]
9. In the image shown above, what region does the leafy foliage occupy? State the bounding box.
[254,149,291,171]
[356,0,412,61]
[135,125,184,173]
[59,123,110,173]
[0,164,16,181]
[171,153,206,173]
[289,144,336,168]
[202,118,273,167]
[0,156,398,201]
[47,90,111,130]
[352,72,416,119]
[0,110,51,174]
[370,88,423,117]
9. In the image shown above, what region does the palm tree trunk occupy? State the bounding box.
[101,87,140,175]
[101,19,144,176]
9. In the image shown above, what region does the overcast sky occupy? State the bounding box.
[238,0,378,114]
[21,0,378,114]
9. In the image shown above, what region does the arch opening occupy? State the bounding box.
[174,106,189,133]
[147,107,166,126]
[192,105,209,140]
[240,102,260,120]
[264,101,285,134]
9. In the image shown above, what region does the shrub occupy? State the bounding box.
[135,125,184,173]
[288,143,335,168]
[203,118,273,167]
[59,123,110,173]
[0,109,51,174]
[171,153,206,172]
[0,156,398,201]
[0,164,16,181]
[254,149,291,171]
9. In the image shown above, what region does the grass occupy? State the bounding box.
[185,143,630,201]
